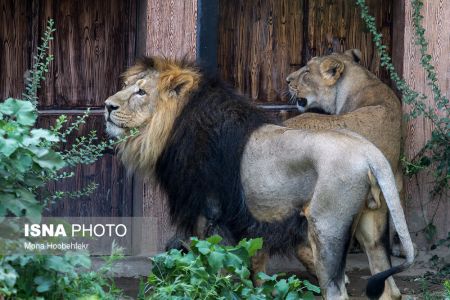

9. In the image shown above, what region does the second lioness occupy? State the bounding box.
[286,49,403,300]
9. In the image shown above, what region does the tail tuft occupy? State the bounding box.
[366,273,386,299]
[366,265,403,299]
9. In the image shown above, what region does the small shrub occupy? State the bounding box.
[139,236,320,300]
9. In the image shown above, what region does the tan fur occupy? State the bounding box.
[368,170,382,209]
[286,50,403,300]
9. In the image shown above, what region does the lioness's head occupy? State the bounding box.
[286,49,362,113]
[105,57,201,173]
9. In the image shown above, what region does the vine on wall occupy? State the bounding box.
[356,0,449,240]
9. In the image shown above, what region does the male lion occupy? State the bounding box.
[104,57,414,299]
[285,49,405,299]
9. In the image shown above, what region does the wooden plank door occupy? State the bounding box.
[217,0,394,105]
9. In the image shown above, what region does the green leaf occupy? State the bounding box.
[224,252,243,270]
[195,240,211,255]
[23,128,59,146]
[303,280,321,293]
[12,152,33,173]
[274,279,289,298]
[301,291,315,300]
[34,275,54,292]
[65,252,91,268]
[32,151,65,170]
[207,251,226,272]
[286,291,300,300]
[0,136,19,157]
[257,272,277,282]
[0,98,37,126]
[246,238,263,256]
[0,262,18,288]
[45,256,73,273]
[207,235,223,245]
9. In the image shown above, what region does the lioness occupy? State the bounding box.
[285,49,403,299]
[105,57,414,299]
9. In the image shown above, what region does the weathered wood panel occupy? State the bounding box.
[142,0,198,59]
[218,0,393,103]
[218,0,304,103]
[0,0,137,218]
[401,0,450,245]
[133,0,199,253]
[0,0,31,100]
[35,0,136,108]
[39,113,133,217]
[305,0,392,83]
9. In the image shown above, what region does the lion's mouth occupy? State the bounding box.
[106,118,122,128]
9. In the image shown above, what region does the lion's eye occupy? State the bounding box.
[137,89,146,96]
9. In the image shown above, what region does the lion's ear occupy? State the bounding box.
[344,49,362,64]
[160,70,199,97]
[319,58,345,86]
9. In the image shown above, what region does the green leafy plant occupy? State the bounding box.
[1,246,124,300]
[356,0,449,240]
[444,280,450,299]
[0,19,132,299]
[139,236,320,300]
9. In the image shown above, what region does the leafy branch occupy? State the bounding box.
[23,19,56,106]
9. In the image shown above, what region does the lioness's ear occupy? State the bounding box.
[160,70,199,97]
[344,49,362,64]
[319,58,345,86]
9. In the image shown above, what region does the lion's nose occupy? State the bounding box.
[286,74,294,84]
[105,100,119,113]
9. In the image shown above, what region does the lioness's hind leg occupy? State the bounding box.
[356,207,401,300]
[251,251,269,286]
[295,244,316,275]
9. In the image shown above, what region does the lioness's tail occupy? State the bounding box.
[366,154,414,299]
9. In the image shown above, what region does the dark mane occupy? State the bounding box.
[155,71,307,254]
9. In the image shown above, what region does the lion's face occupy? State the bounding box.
[286,49,361,113]
[104,57,201,173]
[105,70,159,137]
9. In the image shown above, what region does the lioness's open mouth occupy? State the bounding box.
[296,98,307,107]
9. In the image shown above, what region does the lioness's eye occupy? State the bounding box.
[137,89,146,96]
